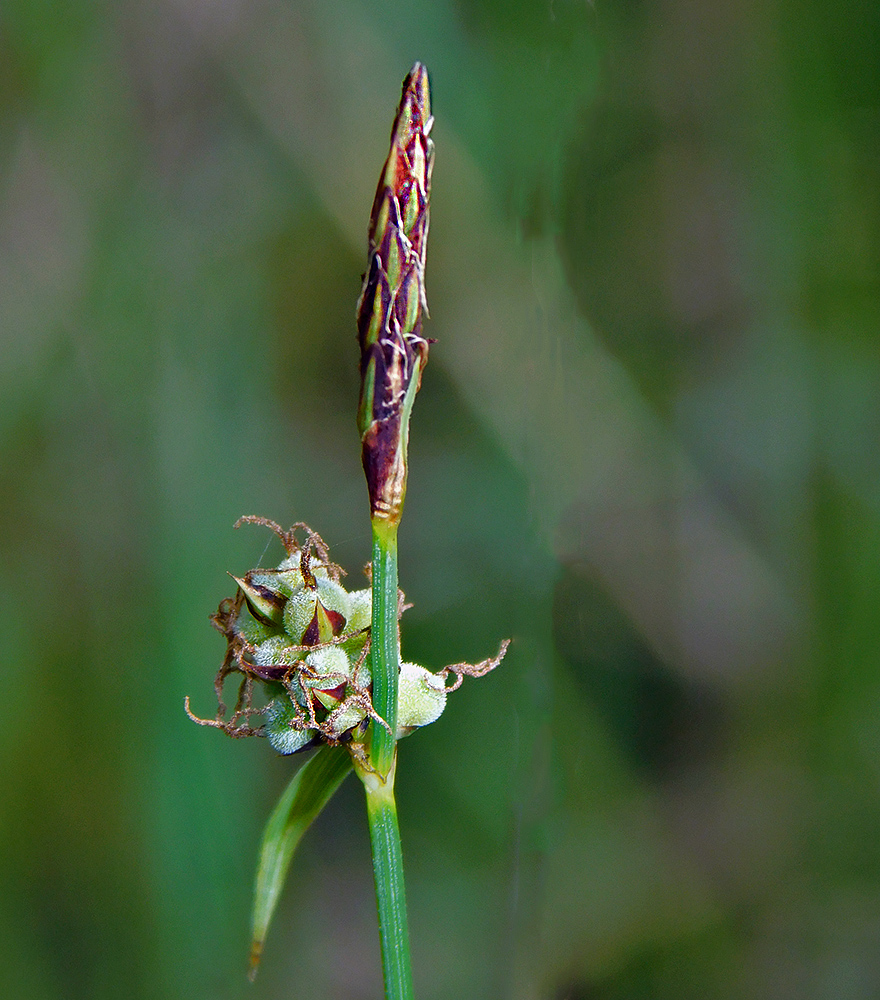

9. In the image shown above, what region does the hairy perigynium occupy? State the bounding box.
[186,517,507,754]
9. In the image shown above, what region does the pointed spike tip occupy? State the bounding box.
[404,62,430,119]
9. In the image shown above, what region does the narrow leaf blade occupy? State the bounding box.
[250,746,353,976]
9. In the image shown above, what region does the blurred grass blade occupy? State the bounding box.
[249,747,353,976]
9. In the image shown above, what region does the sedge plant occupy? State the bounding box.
[187,64,508,1000]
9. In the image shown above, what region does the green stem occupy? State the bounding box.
[370,519,399,776]
[361,755,414,1000]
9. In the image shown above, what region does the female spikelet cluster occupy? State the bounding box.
[187,518,504,755]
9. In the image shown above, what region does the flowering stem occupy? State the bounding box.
[191,60,505,994]
[360,754,414,1000]
[370,519,400,776]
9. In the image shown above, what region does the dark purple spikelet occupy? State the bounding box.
[356,63,434,526]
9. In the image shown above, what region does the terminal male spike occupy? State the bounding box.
[356,63,434,527]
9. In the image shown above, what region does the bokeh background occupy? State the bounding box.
[2,1,879,998]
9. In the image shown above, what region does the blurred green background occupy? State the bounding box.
[2,0,879,998]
